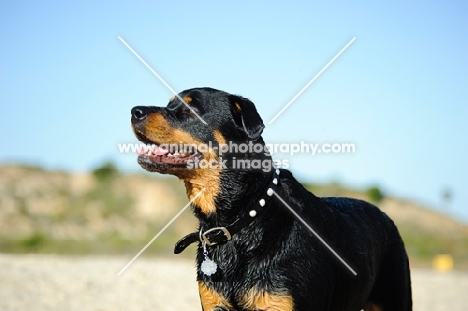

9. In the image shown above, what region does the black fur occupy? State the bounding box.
[131,87,412,311]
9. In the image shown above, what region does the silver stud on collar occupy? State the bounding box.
[259,199,266,207]
[267,188,273,196]
[272,178,278,185]
[249,210,257,217]
[275,169,280,175]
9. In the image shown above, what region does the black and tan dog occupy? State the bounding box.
[131,87,412,311]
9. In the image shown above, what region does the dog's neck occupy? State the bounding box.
[173,168,280,254]
[190,166,275,226]
[183,168,222,215]
[184,137,274,223]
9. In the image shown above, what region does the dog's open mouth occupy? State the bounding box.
[134,131,202,168]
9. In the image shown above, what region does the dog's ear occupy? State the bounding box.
[229,95,265,140]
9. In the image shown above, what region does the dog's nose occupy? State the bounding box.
[131,106,149,121]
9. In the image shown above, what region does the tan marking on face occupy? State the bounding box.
[145,114,204,145]
[184,96,192,103]
[213,130,227,145]
[144,113,220,215]
[235,102,241,111]
[364,302,382,311]
[241,287,294,311]
[169,96,175,102]
[198,282,231,310]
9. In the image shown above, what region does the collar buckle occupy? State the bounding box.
[201,227,232,246]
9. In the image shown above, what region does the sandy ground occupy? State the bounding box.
[1,254,467,311]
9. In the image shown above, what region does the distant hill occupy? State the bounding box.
[0,164,467,269]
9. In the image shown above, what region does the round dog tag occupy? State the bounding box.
[201,257,218,276]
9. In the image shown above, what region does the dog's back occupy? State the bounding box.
[320,196,412,310]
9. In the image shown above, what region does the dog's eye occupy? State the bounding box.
[185,107,199,116]
[189,107,199,115]
[178,106,199,119]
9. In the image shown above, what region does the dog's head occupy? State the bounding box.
[131,87,265,175]
[131,87,267,214]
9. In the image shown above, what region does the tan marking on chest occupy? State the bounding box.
[363,302,382,311]
[198,282,232,310]
[240,287,294,311]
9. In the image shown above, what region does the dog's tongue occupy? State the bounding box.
[137,145,169,156]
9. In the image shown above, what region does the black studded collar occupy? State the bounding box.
[174,169,281,254]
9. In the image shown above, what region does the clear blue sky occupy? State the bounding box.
[1,1,467,221]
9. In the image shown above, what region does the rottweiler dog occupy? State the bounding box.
[131,87,412,311]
